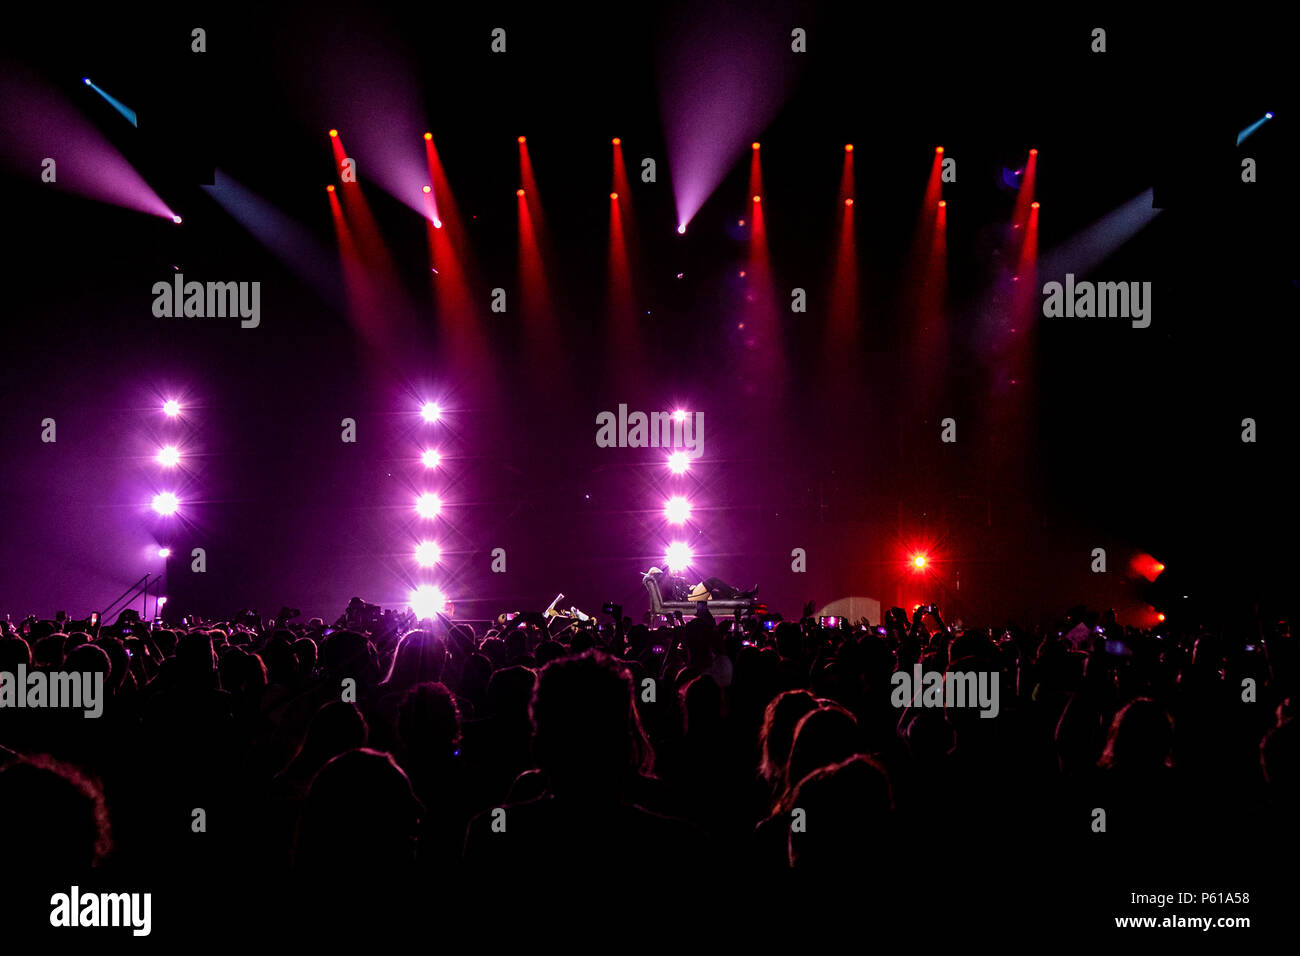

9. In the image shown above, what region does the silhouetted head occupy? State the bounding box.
[297,749,422,868]
[0,753,113,868]
[788,755,893,869]
[383,629,447,689]
[398,681,461,758]
[532,651,653,794]
[1099,697,1174,772]
[759,690,819,788]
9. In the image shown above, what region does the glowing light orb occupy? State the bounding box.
[667,450,690,474]
[415,541,441,567]
[410,585,447,619]
[152,492,179,516]
[665,541,693,573]
[415,493,442,518]
[156,445,180,467]
[664,496,692,524]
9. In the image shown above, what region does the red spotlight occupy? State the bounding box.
[845,143,853,152]
[1031,201,1040,209]
[422,185,431,193]
[610,191,618,200]
[612,137,621,146]
[326,184,335,193]
[844,198,853,206]
[752,195,761,203]
[752,141,760,150]
[423,132,432,141]
[938,200,946,208]
[911,553,929,570]
[516,188,525,197]
[1029,148,1038,156]
[1156,612,1167,623]
[517,135,526,144]
[935,146,944,153]
[328,129,338,138]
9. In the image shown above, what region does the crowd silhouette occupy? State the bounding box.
[0,601,1292,914]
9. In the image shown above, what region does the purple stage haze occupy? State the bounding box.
[0,63,175,221]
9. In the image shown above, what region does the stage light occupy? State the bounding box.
[1156,612,1166,623]
[664,496,692,524]
[612,137,621,145]
[415,493,442,518]
[156,445,180,467]
[936,146,944,153]
[665,541,693,573]
[911,553,928,570]
[410,584,446,620]
[676,224,686,235]
[326,185,335,193]
[83,77,91,85]
[329,129,338,138]
[1155,562,1165,573]
[672,409,687,423]
[1029,148,1038,156]
[938,200,946,208]
[152,492,179,516]
[421,449,441,468]
[752,142,760,150]
[516,188,525,197]
[845,198,854,207]
[157,547,171,558]
[424,132,433,140]
[420,401,441,423]
[158,597,167,607]
[752,195,761,203]
[517,135,526,144]
[610,192,618,200]
[171,215,183,224]
[1266,112,1274,119]
[845,144,853,152]
[433,219,442,229]
[415,540,441,567]
[422,185,431,193]
[667,450,690,474]
[162,399,181,417]
[1031,201,1040,209]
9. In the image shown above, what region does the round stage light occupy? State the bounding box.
[1265,112,1274,119]
[845,198,854,207]
[1029,148,1038,156]
[752,195,761,203]
[517,135,526,144]
[157,547,172,558]
[433,219,442,229]
[845,143,853,152]
[516,188,525,197]
[326,185,335,193]
[672,409,687,423]
[83,77,91,85]
[410,585,447,620]
[420,401,441,423]
[664,496,692,524]
[665,541,693,573]
[1031,201,1040,209]
[751,142,760,150]
[172,215,183,224]
[415,493,442,519]
[421,449,441,468]
[667,450,690,474]
[936,146,944,153]
[162,399,181,417]
[911,553,928,570]
[424,132,433,140]
[156,445,180,467]
[152,492,179,516]
[612,137,621,146]
[676,224,686,234]
[610,192,618,200]
[329,129,338,138]
[938,200,946,208]
[415,541,441,567]
[422,185,431,193]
